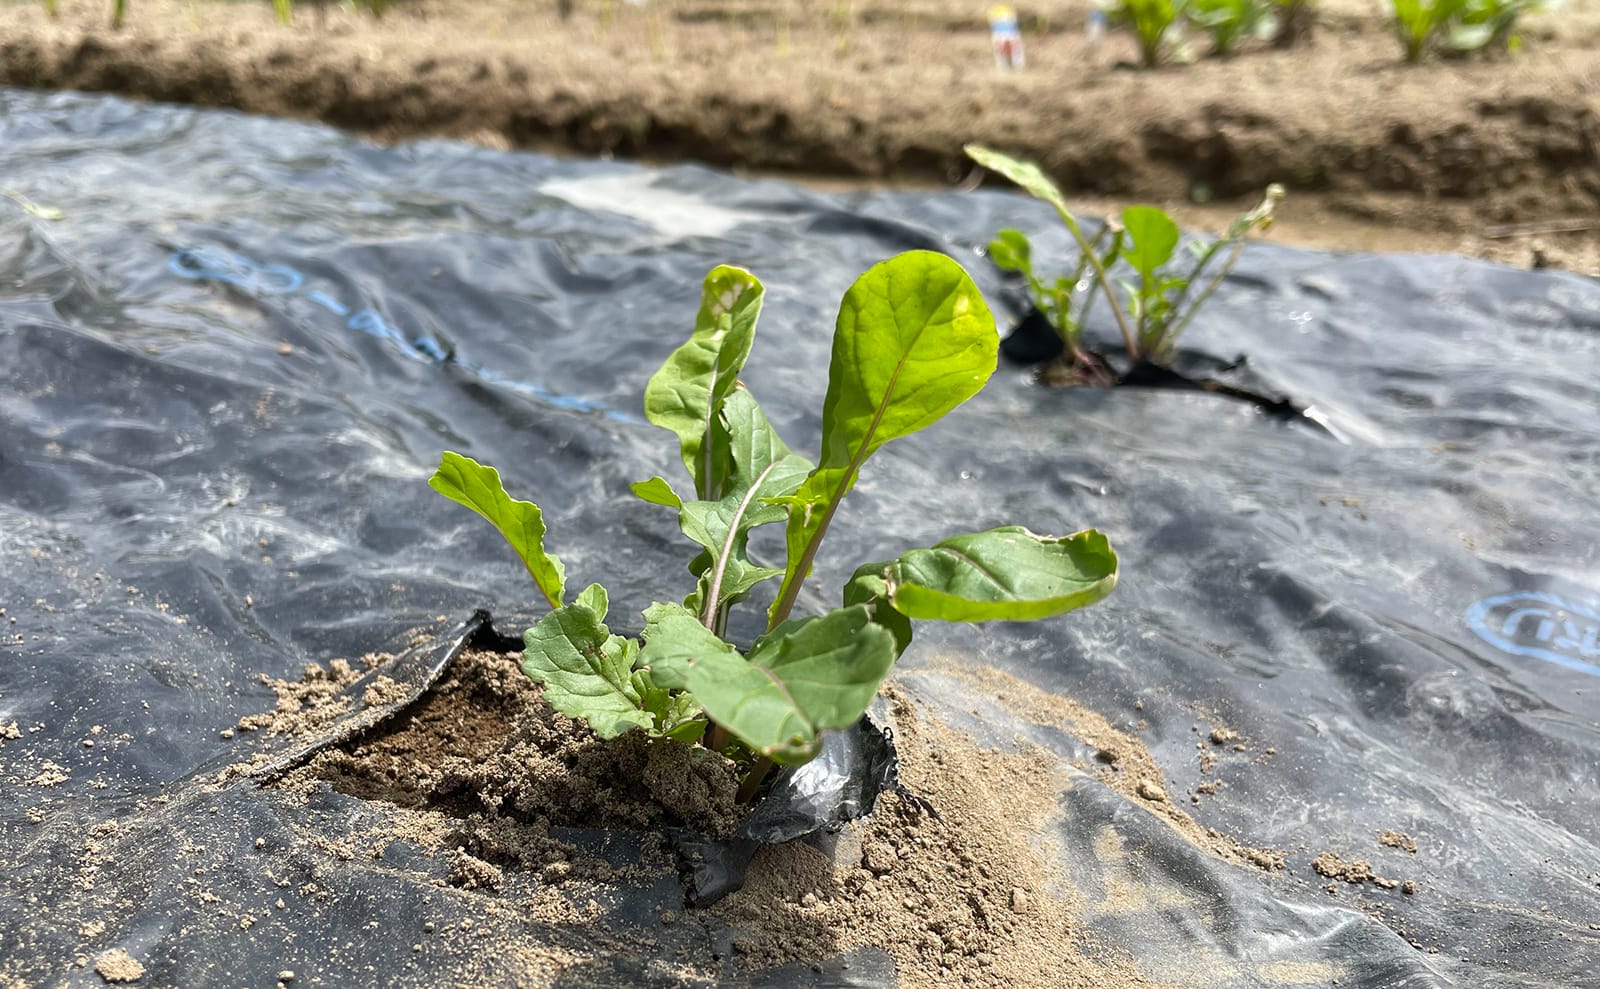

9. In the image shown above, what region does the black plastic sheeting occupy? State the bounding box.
[2,89,1599,989]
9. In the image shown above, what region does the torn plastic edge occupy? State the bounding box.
[247,609,901,908]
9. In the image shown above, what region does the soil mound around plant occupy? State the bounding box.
[2,0,1597,272]
[274,647,747,839]
[234,640,1187,986]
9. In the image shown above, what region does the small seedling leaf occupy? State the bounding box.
[771,251,997,628]
[631,476,684,509]
[987,230,1034,274]
[638,601,740,690]
[842,565,914,656]
[643,266,765,500]
[689,604,897,764]
[430,451,566,609]
[521,605,655,738]
[1120,206,1181,280]
[678,387,812,620]
[574,583,609,621]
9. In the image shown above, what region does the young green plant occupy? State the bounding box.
[429,251,1118,807]
[985,224,1122,385]
[1390,0,1468,61]
[967,144,1284,369]
[1100,0,1184,67]
[1450,0,1546,53]
[1116,186,1282,361]
[1188,0,1275,55]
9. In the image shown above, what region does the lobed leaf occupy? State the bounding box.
[688,605,897,764]
[430,451,566,609]
[521,605,655,738]
[643,266,765,500]
[1120,206,1181,281]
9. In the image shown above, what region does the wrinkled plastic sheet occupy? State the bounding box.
[2,89,1599,988]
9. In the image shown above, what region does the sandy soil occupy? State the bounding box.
[240,644,1196,987]
[0,0,1596,272]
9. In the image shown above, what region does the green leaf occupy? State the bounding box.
[430,451,565,609]
[963,145,1069,213]
[642,266,765,500]
[638,601,740,690]
[852,527,1118,623]
[1120,206,1181,281]
[770,251,997,629]
[987,230,1034,275]
[646,692,708,743]
[574,583,609,621]
[631,476,684,509]
[521,606,654,738]
[688,605,897,764]
[842,565,914,656]
[674,386,812,621]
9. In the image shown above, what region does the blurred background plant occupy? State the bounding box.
[1390,0,1467,60]
[1188,0,1275,54]
[1449,0,1549,53]
[1101,0,1184,66]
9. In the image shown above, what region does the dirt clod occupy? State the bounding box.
[448,849,503,891]
[1136,778,1167,803]
[1378,829,1419,854]
[860,840,898,875]
[291,648,742,839]
[1009,887,1031,914]
[93,949,144,983]
[1314,850,1406,890]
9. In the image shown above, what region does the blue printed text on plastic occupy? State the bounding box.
[1465,591,1600,677]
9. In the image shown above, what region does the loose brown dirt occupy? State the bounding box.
[236,638,1303,986]
[292,646,747,838]
[1,0,1597,273]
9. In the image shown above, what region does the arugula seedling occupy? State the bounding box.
[1449,0,1545,53]
[966,144,1283,372]
[985,224,1122,385]
[1100,0,1184,67]
[1188,0,1275,55]
[1390,0,1468,61]
[1117,187,1283,361]
[430,251,1118,808]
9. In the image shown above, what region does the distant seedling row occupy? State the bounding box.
[1105,0,1551,64]
[53,0,1550,65]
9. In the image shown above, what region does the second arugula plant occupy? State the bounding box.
[430,250,1118,809]
[967,144,1283,385]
